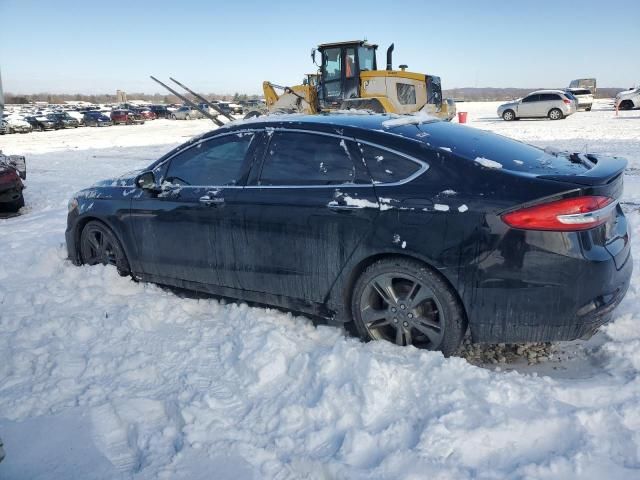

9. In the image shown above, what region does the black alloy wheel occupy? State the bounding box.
[351,258,466,356]
[79,221,130,276]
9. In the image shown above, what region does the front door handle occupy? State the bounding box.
[199,194,224,206]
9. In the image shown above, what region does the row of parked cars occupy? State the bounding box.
[1,101,247,135]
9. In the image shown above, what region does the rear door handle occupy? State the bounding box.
[199,195,224,206]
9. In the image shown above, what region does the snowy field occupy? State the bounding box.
[1,101,639,479]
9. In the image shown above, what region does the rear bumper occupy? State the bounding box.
[465,223,633,343]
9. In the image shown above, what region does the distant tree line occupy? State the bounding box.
[4,87,628,105]
[443,87,626,102]
[4,91,262,105]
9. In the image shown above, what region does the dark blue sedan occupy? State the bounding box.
[65,114,631,355]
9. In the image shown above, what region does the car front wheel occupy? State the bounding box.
[79,220,130,276]
[502,110,515,121]
[548,108,563,120]
[351,258,466,356]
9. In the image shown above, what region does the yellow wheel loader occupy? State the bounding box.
[254,40,455,121]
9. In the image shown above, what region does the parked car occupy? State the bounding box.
[148,105,172,119]
[615,87,640,111]
[65,114,631,355]
[24,115,57,131]
[569,78,597,96]
[498,90,577,121]
[110,110,145,125]
[565,88,593,111]
[135,109,157,121]
[0,153,26,212]
[47,112,79,129]
[171,106,203,120]
[4,117,33,134]
[83,111,113,127]
[65,110,85,126]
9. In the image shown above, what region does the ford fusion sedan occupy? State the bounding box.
[498,90,577,121]
[66,114,631,355]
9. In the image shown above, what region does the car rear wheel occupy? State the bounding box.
[502,110,515,121]
[351,258,466,356]
[585,107,592,111]
[548,108,563,120]
[79,221,130,276]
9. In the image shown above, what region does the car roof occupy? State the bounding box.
[528,89,567,95]
[203,113,458,147]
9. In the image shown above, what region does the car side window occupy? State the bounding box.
[522,95,539,103]
[165,134,254,186]
[258,132,357,186]
[358,143,421,184]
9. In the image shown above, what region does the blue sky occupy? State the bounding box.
[1,0,638,94]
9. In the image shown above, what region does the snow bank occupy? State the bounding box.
[1,104,640,479]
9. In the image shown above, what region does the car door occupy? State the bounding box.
[129,131,257,288]
[517,94,539,117]
[232,129,380,303]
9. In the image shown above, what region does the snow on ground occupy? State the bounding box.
[1,104,640,479]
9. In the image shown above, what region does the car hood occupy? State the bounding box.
[7,119,30,127]
[498,100,518,109]
[616,90,639,100]
[92,169,142,188]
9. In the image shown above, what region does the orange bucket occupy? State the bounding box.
[457,112,468,123]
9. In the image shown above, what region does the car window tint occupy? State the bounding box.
[259,132,356,186]
[522,95,539,103]
[359,143,420,183]
[165,134,253,186]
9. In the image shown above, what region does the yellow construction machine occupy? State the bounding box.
[254,40,455,121]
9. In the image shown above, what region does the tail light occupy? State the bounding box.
[502,196,615,231]
[563,99,571,105]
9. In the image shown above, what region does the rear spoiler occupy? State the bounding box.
[539,153,626,186]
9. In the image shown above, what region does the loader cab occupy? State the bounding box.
[316,40,378,109]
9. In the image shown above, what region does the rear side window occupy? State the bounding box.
[396,83,417,105]
[358,143,421,183]
[165,134,253,186]
[259,132,357,186]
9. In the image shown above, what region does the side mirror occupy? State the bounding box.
[135,171,158,191]
[311,48,318,66]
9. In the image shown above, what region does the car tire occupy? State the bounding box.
[585,107,592,112]
[80,220,130,276]
[350,257,466,356]
[185,114,190,120]
[502,109,515,121]
[38,125,44,132]
[548,108,563,120]
[171,114,177,120]
[619,100,633,111]
[6,194,25,213]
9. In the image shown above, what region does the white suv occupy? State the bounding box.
[497,90,577,121]
[615,87,640,110]
[565,88,593,111]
